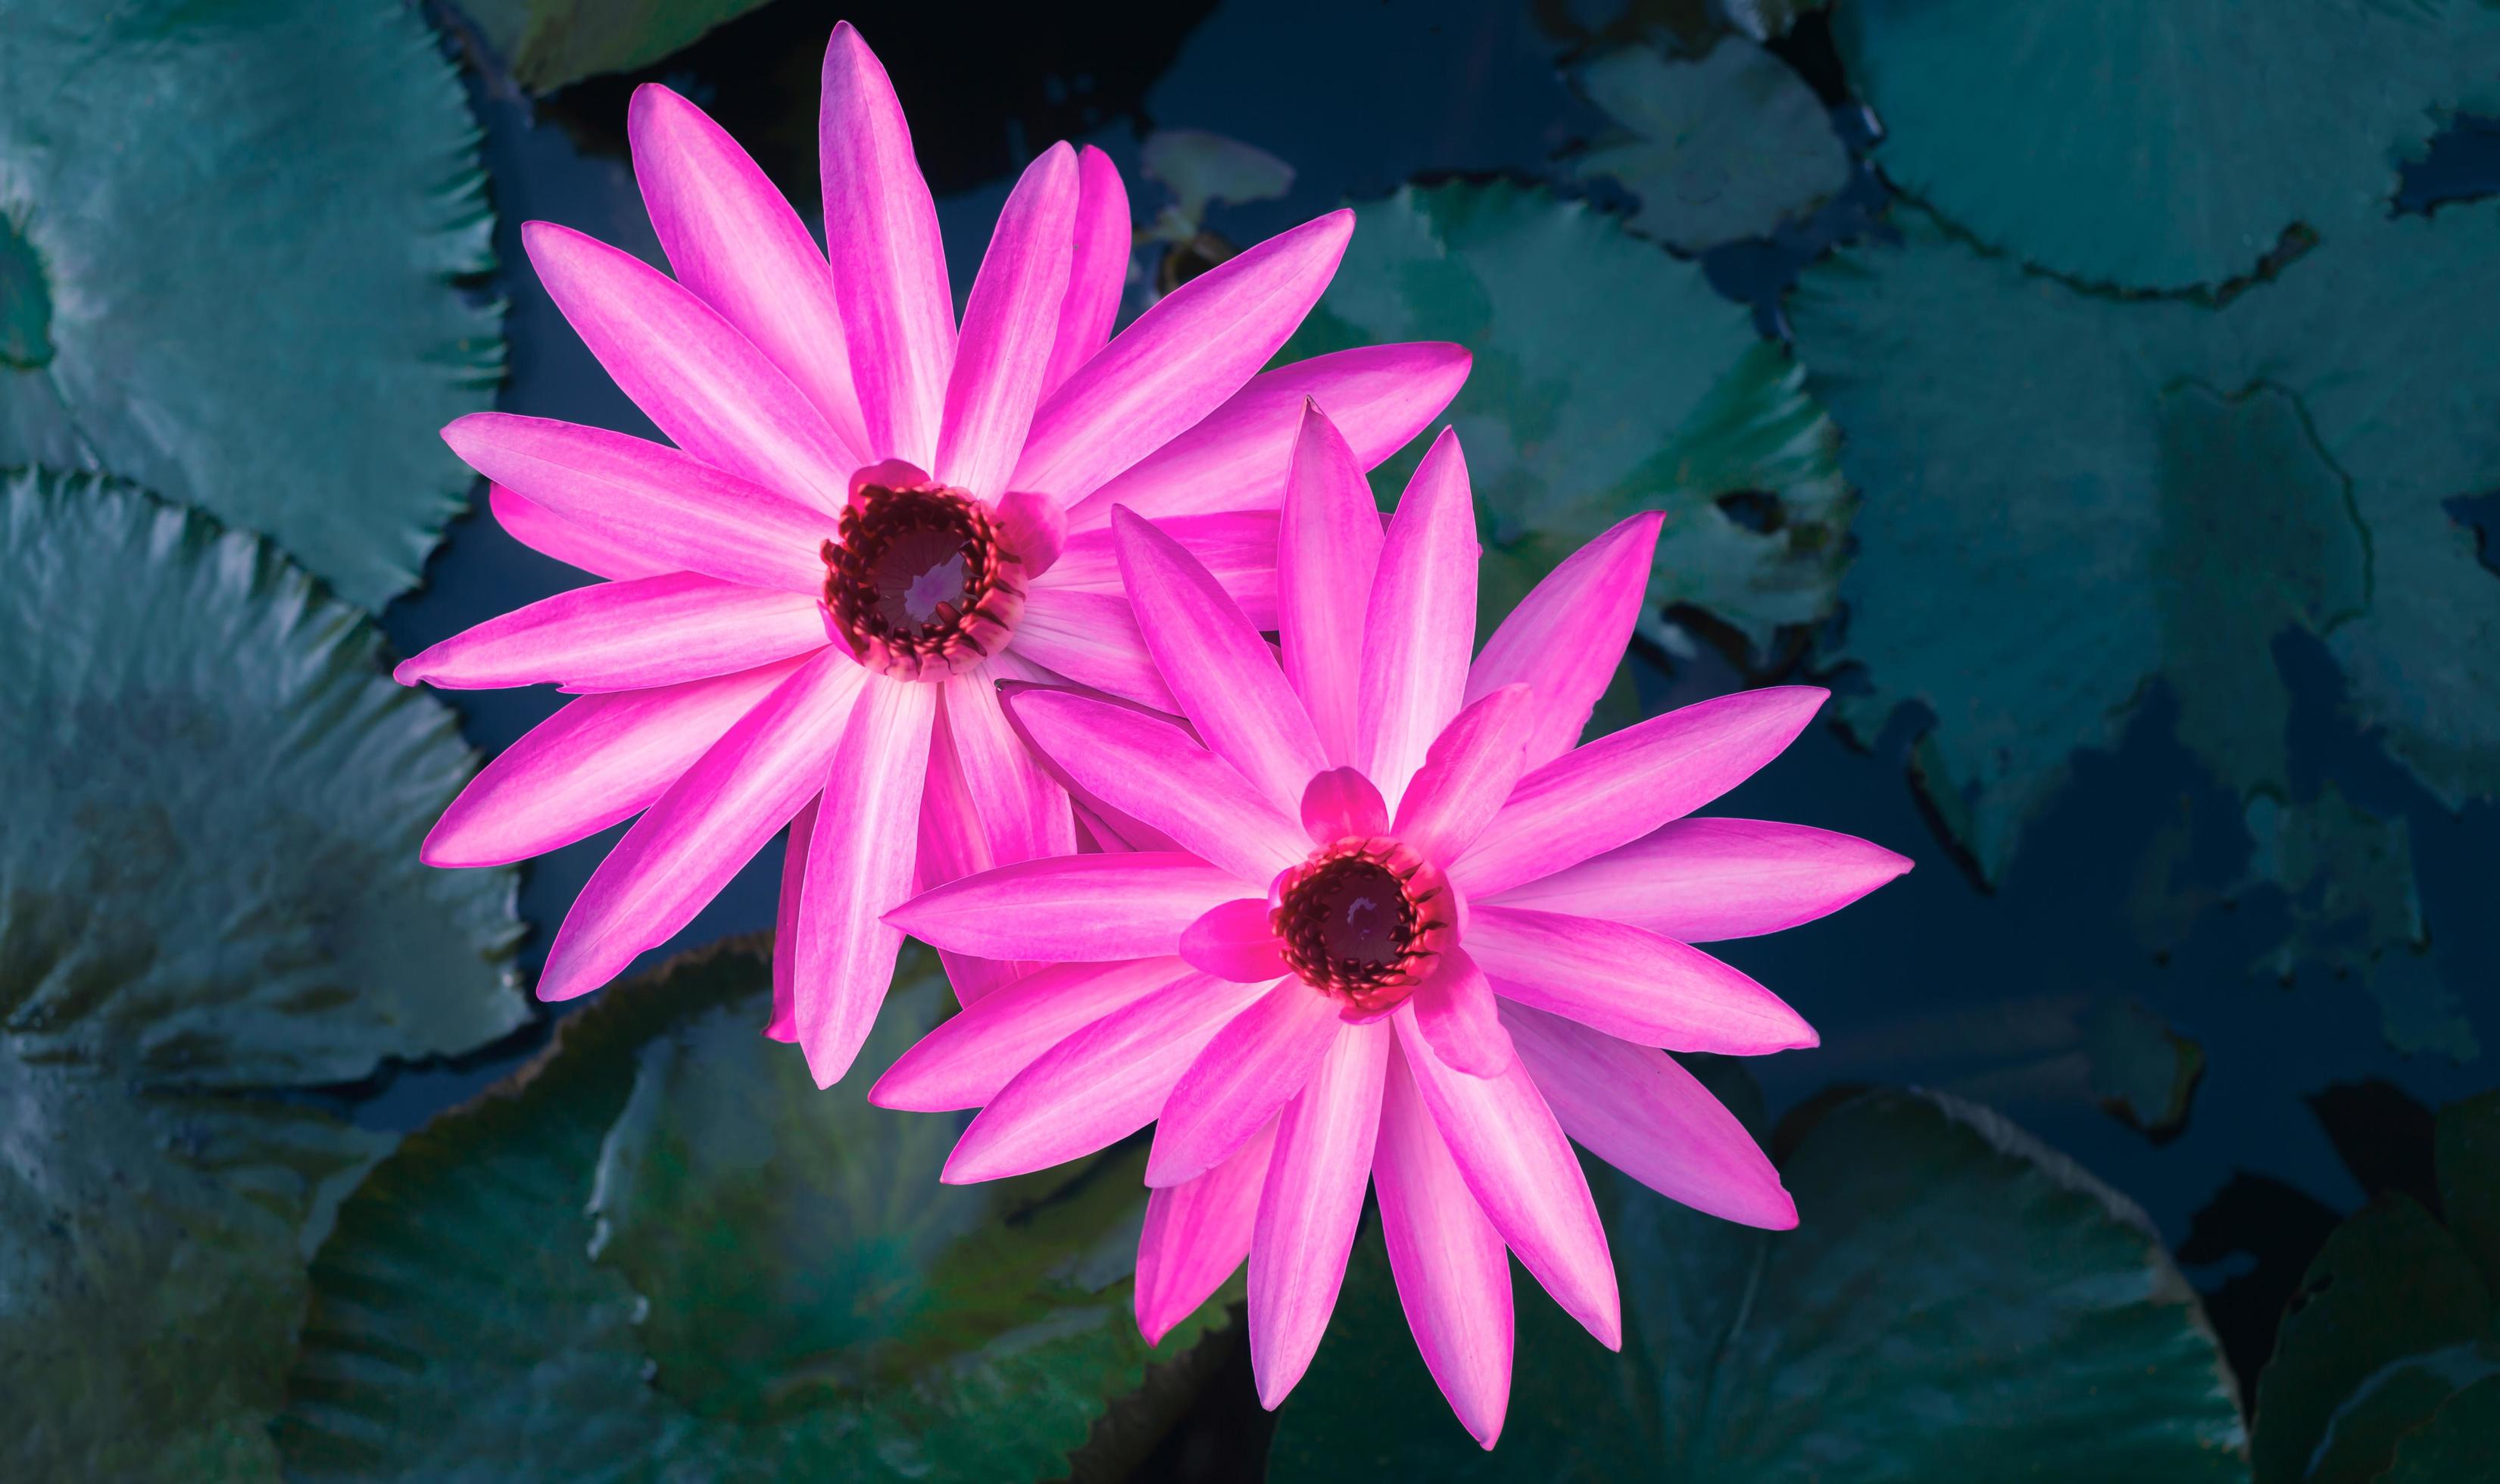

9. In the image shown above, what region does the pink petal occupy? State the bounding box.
[995,488,1066,576]
[392,573,831,694]
[871,956,1197,1111]
[1412,949,1512,1077]
[1280,401,1384,763]
[1016,211,1354,504]
[422,656,808,867]
[888,853,1247,961]
[537,650,867,1002]
[1390,684,1534,867]
[791,674,937,1086]
[628,83,870,463]
[1008,688,1304,885]
[1467,903,1816,1055]
[1465,512,1663,770]
[1072,341,1473,525]
[937,144,1078,496]
[1488,817,1912,943]
[1503,1002,1795,1230]
[1041,510,1282,629]
[1181,899,1289,983]
[1376,1040,1513,1448]
[943,971,1272,1183]
[1453,686,1829,898]
[490,486,673,581]
[1138,1120,1278,1345]
[523,222,854,510]
[1010,585,1178,711]
[1300,766,1388,844]
[1113,508,1327,812]
[1041,145,1131,399]
[1249,1018,1390,1408]
[1359,429,1480,809]
[768,797,818,1043]
[914,673,1076,1005]
[1394,1009,1620,1349]
[819,22,956,466]
[445,414,832,594]
[1147,980,1344,1186]
[996,679,1185,854]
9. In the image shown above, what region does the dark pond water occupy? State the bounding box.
[370,0,2500,1448]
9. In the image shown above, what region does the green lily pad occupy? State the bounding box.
[1831,0,2500,291]
[1269,1085,2247,1479]
[2251,1093,2500,1484]
[2379,1374,2500,1483]
[460,0,778,93]
[1284,180,1849,668]
[0,0,501,609]
[2083,997,2206,1140]
[0,470,527,1480]
[1570,39,1850,252]
[278,940,1226,1482]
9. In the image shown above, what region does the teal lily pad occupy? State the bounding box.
[1791,198,2500,1051]
[277,940,1226,1482]
[0,470,527,1480]
[1269,1083,2248,1479]
[460,0,778,92]
[2251,1093,2500,1484]
[2083,997,2207,1140]
[1831,0,2500,291]
[2379,1374,2500,1483]
[1570,38,1850,252]
[0,0,501,609]
[1284,181,1849,672]
[1720,0,1829,42]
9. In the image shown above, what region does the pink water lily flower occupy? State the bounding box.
[393,22,1467,1084]
[876,404,1909,1445]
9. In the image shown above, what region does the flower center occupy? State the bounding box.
[822,479,1025,681]
[1272,837,1453,1012]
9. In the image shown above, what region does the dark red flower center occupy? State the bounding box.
[822,480,1025,680]
[1272,837,1452,1013]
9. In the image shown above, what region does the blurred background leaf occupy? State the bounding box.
[0,470,526,1480]
[461,0,778,92]
[277,942,1228,1482]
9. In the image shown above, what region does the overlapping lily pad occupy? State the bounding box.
[1284,180,1849,672]
[1269,1081,2248,1478]
[1570,38,1850,251]
[1832,0,2500,291]
[277,941,1223,1482]
[2250,1092,2500,1484]
[461,0,778,93]
[0,471,527,1480]
[0,0,501,609]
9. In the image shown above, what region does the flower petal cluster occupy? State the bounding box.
[882,403,1909,1442]
[395,23,1465,1084]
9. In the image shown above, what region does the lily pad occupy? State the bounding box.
[0,0,501,609]
[1831,0,2500,291]
[1284,180,1849,665]
[460,0,778,93]
[0,471,527,1479]
[2251,1093,2500,1484]
[1570,38,1851,251]
[1719,0,1829,42]
[277,940,1225,1482]
[1269,1084,2247,1478]
[2083,997,2206,1140]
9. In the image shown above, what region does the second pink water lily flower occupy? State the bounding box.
[392,22,1467,1084]
[877,404,1909,1445]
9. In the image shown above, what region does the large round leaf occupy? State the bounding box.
[277,940,1225,1482]
[1832,0,2500,291]
[0,0,501,609]
[1281,181,1849,666]
[2250,1092,2500,1484]
[461,0,778,93]
[1569,38,1851,253]
[1268,1084,2248,1479]
[0,471,527,1479]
